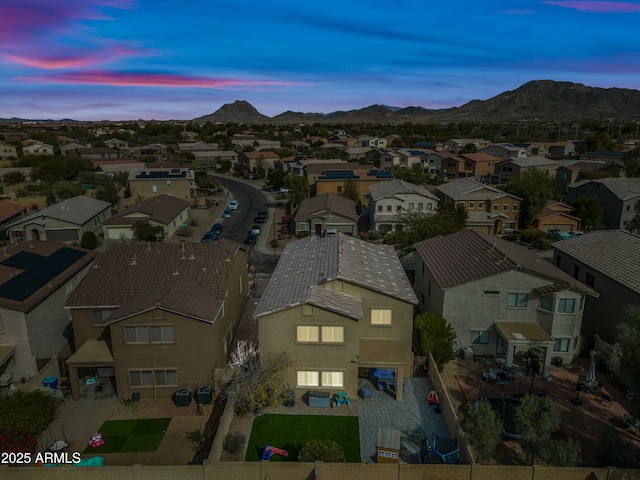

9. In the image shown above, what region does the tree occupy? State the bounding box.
[341,178,360,203]
[570,196,603,231]
[132,220,163,242]
[459,400,503,463]
[390,164,431,185]
[0,390,59,450]
[216,158,232,173]
[414,312,456,371]
[624,147,640,178]
[298,439,345,463]
[224,341,291,415]
[266,168,288,189]
[95,182,120,205]
[515,395,581,466]
[2,171,25,185]
[617,306,640,395]
[501,169,555,227]
[284,174,309,207]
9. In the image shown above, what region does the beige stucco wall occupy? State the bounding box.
[130,178,193,201]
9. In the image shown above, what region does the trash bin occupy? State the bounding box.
[175,388,192,407]
[462,347,474,362]
[552,356,563,367]
[284,389,295,407]
[42,376,58,390]
[196,386,212,405]
[132,392,140,402]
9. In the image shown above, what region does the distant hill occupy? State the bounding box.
[194,80,640,124]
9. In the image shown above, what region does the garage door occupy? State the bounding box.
[45,229,79,242]
[105,227,134,240]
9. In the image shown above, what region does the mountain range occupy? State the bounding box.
[193,80,640,124]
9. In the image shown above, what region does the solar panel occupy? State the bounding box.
[0,247,87,302]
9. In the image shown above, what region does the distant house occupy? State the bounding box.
[478,144,527,160]
[230,135,258,147]
[255,233,417,401]
[93,159,145,176]
[436,152,501,182]
[368,179,439,234]
[253,139,281,151]
[494,156,559,184]
[238,151,280,174]
[129,167,196,201]
[65,240,248,401]
[76,147,121,160]
[436,178,521,234]
[0,201,27,231]
[0,141,18,160]
[552,230,640,342]
[103,194,190,241]
[315,168,394,205]
[547,141,577,158]
[22,141,54,156]
[104,138,130,155]
[414,229,597,372]
[343,147,372,162]
[0,241,95,381]
[293,193,358,236]
[567,178,640,230]
[580,150,627,167]
[5,196,112,244]
[378,148,430,170]
[59,142,89,156]
[444,138,491,152]
[533,200,581,233]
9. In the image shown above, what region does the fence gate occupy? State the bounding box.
[414,356,428,377]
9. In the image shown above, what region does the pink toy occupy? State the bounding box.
[89,433,104,448]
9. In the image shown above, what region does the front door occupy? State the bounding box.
[315,223,322,235]
[496,335,507,356]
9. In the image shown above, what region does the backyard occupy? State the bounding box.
[245,414,360,462]
[83,418,171,454]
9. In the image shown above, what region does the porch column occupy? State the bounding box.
[69,367,81,401]
[395,366,404,402]
[542,349,552,378]
[505,341,514,368]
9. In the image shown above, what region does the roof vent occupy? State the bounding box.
[130,255,137,265]
[92,263,99,268]
[188,254,196,260]
[172,269,180,275]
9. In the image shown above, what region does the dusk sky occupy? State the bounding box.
[2,0,640,120]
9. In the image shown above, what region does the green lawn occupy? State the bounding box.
[246,414,360,462]
[83,418,171,454]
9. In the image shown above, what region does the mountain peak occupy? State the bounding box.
[194,100,269,123]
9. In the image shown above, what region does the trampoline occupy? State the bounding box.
[419,432,460,464]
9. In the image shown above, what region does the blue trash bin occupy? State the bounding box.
[42,376,58,390]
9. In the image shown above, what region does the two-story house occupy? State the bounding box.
[477,144,528,160]
[293,193,358,236]
[255,233,417,401]
[414,229,597,374]
[238,151,280,175]
[0,141,18,160]
[567,178,640,230]
[314,169,394,205]
[64,241,248,401]
[552,230,640,343]
[5,196,112,244]
[0,242,95,381]
[104,138,130,155]
[436,178,521,235]
[129,168,196,201]
[494,157,559,184]
[368,179,439,234]
[22,141,54,156]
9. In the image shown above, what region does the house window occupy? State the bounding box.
[585,272,595,288]
[426,203,433,211]
[321,371,344,387]
[493,204,498,211]
[166,180,172,186]
[129,370,153,387]
[92,309,114,326]
[150,325,174,343]
[573,336,580,350]
[421,293,425,304]
[483,290,500,296]
[558,298,575,313]
[377,205,383,212]
[470,331,490,345]
[468,202,474,210]
[297,371,319,387]
[387,205,392,212]
[573,266,580,279]
[371,309,392,325]
[0,314,4,331]
[152,185,158,193]
[507,293,528,308]
[239,276,243,292]
[503,204,508,212]
[553,338,570,352]
[337,186,343,193]
[321,326,344,343]
[540,295,553,311]
[418,203,424,210]
[297,326,319,342]
[154,370,177,386]
[513,204,518,211]
[478,201,484,209]
[409,203,414,210]
[396,206,402,212]
[579,296,585,311]
[125,326,150,343]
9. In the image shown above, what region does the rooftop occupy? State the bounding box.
[569,178,640,201]
[5,196,111,228]
[103,194,190,226]
[368,179,438,202]
[293,193,358,222]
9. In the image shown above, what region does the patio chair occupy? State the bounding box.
[626,388,637,401]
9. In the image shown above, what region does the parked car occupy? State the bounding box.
[279,187,290,194]
[211,223,223,233]
[244,234,257,245]
[254,212,268,223]
[201,231,218,243]
[222,209,232,218]
[229,200,239,210]
[250,225,261,236]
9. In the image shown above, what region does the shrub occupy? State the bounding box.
[175,226,193,237]
[538,239,552,250]
[80,231,97,249]
[0,391,59,440]
[224,433,245,454]
[298,439,345,463]
[367,230,382,241]
[297,231,311,239]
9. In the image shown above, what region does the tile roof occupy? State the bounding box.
[437,178,521,201]
[569,178,640,201]
[65,240,244,323]
[497,156,558,167]
[467,211,507,222]
[552,230,640,294]
[0,241,95,312]
[307,284,363,320]
[414,229,596,296]
[0,201,27,223]
[293,193,358,222]
[368,179,438,202]
[254,233,417,318]
[459,152,502,163]
[103,194,190,226]
[6,196,111,228]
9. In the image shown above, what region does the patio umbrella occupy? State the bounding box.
[587,361,596,383]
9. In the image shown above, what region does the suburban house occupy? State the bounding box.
[0,141,18,160]
[93,159,145,176]
[5,196,112,244]
[342,147,372,162]
[104,138,130,154]
[293,193,358,236]
[494,156,559,184]
[547,141,577,158]
[444,138,491,152]
[552,230,639,343]
[255,233,418,401]
[0,201,27,231]
[22,141,54,156]
[533,200,581,233]
[75,147,122,160]
[368,179,439,234]
[477,144,528,160]
[253,140,282,151]
[238,151,280,175]
[436,178,521,235]
[414,229,597,374]
[554,161,612,195]
[59,142,89,156]
[129,167,196,201]
[378,148,430,170]
[64,240,248,401]
[0,241,95,382]
[580,150,627,167]
[437,152,501,182]
[102,194,190,241]
[567,178,640,230]
[314,168,394,204]
[357,136,388,149]
[230,135,258,147]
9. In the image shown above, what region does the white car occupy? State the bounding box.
[228,200,239,210]
[279,187,290,194]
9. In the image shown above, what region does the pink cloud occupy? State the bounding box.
[5,44,152,69]
[543,1,640,12]
[21,71,299,88]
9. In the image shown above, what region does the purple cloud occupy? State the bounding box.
[543,1,640,13]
